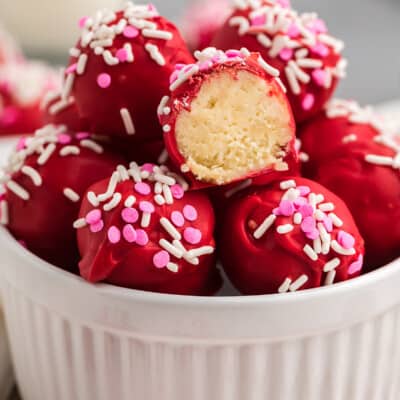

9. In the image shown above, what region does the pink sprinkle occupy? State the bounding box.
[298,186,311,196]
[97,73,111,89]
[121,207,139,223]
[16,137,27,151]
[136,229,149,246]
[66,63,77,74]
[302,93,315,111]
[134,182,151,195]
[337,231,355,249]
[0,107,18,126]
[273,207,281,216]
[211,55,221,63]
[299,204,314,218]
[183,205,197,221]
[250,15,266,27]
[311,42,329,58]
[148,3,157,12]
[141,163,155,173]
[78,16,89,29]
[153,250,170,269]
[279,200,295,216]
[312,69,327,87]
[171,211,185,227]
[307,19,327,34]
[58,133,72,144]
[116,48,128,62]
[139,201,155,213]
[348,254,363,275]
[76,132,90,140]
[175,64,185,71]
[171,184,184,199]
[90,220,104,233]
[323,216,333,233]
[279,48,293,61]
[183,64,195,73]
[294,197,307,209]
[287,23,300,38]
[277,0,290,7]
[169,70,180,84]
[108,226,121,244]
[86,209,102,224]
[123,26,139,38]
[301,216,316,233]
[306,228,320,240]
[122,224,137,243]
[183,227,202,245]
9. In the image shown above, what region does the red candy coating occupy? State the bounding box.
[211,0,346,123]
[219,177,365,295]
[0,125,123,271]
[66,3,194,141]
[159,48,297,189]
[0,62,59,135]
[300,100,400,269]
[77,164,221,295]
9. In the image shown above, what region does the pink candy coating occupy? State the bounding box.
[171,211,185,227]
[183,227,202,245]
[97,73,112,89]
[122,224,137,243]
[135,229,149,246]
[153,250,170,269]
[108,226,121,244]
[134,182,151,195]
[121,207,139,223]
[183,205,197,221]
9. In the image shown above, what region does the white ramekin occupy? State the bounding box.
[0,226,400,400]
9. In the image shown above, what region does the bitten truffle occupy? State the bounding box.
[76,163,221,295]
[211,0,346,123]
[0,125,123,271]
[220,177,365,295]
[62,2,194,141]
[0,62,59,135]
[300,100,400,269]
[158,47,296,188]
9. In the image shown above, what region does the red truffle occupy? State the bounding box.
[220,177,365,295]
[158,47,296,189]
[0,62,59,135]
[0,125,123,271]
[76,164,220,295]
[300,100,400,269]
[211,0,346,123]
[63,2,194,141]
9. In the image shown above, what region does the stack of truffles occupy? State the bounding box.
[0,0,398,295]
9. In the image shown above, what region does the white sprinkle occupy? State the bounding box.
[141,212,151,228]
[142,28,173,40]
[293,212,302,225]
[49,98,74,115]
[365,154,394,167]
[289,275,308,292]
[342,134,357,144]
[145,43,166,66]
[319,34,345,53]
[280,179,296,190]
[21,166,42,186]
[308,193,317,209]
[60,145,80,157]
[269,35,289,58]
[160,217,182,240]
[61,73,75,100]
[123,43,134,62]
[6,180,30,200]
[323,257,341,272]
[180,164,190,173]
[0,201,9,225]
[328,213,343,227]
[313,237,322,254]
[88,191,99,207]
[163,184,173,205]
[170,65,199,91]
[331,240,356,256]
[128,163,141,183]
[303,244,318,261]
[73,218,87,229]
[159,239,183,259]
[103,192,122,211]
[224,179,252,198]
[277,224,294,234]
[166,262,179,273]
[257,33,272,48]
[154,173,175,186]
[63,188,80,202]
[103,50,119,66]
[296,58,323,69]
[324,270,336,286]
[76,54,88,75]
[157,96,170,116]
[187,246,214,258]
[282,188,300,201]
[37,143,56,165]
[154,194,165,205]
[157,149,169,165]
[90,39,113,49]
[240,47,250,57]
[97,171,120,202]
[314,209,325,221]
[229,16,249,35]
[295,48,309,59]
[285,65,301,95]
[316,194,325,204]
[154,182,163,194]
[117,165,130,181]
[81,139,103,154]
[253,214,276,239]
[163,125,171,133]
[258,55,280,77]
[94,46,104,55]
[278,278,292,293]
[124,195,136,208]
[317,222,330,242]
[69,47,81,57]
[288,60,310,84]
[319,202,335,212]
[120,108,136,135]
[275,77,287,93]
[40,90,60,110]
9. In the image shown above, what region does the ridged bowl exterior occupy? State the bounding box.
[1,227,400,400]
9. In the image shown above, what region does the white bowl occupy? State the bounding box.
[0,226,400,400]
